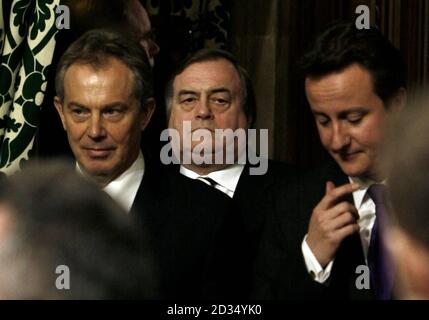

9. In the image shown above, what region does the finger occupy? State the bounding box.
[326,181,335,194]
[328,211,358,230]
[334,223,360,241]
[325,201,359,220]
[320,183,360,209]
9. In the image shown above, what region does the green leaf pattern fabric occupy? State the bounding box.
[0,0,59,175]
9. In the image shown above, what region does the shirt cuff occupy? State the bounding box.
[301,234,334,284]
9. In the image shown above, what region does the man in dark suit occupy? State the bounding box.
[254,22,407,300]
[53,29,242,299]
[165,49,295,298]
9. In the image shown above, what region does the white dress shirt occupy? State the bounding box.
[302,176,380,283]
[179,164,245,198]
[76,151,145,212]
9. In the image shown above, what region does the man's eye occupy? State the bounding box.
[71,109,88,117]
[181,97,196,104]
[347,114,364,124]
[316,116,330,126]
[104,109,123,119]
[211,98,229,105]
[105,109,120,115]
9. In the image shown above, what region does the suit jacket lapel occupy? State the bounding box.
[234,162,276,233]
[130,160,173,244]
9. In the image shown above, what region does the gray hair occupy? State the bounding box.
[55,28,153,110]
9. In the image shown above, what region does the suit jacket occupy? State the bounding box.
[254,160,376,300]
[130,158,247,299]
[176,160,297,298]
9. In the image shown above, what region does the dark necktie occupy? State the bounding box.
[367,184,394,300]
[199,177,218,188]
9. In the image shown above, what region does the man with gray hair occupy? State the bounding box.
[166,48,296,298]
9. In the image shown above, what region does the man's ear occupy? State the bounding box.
[53,96,67,130]
[140,97,156,131]
[389,87,407,113]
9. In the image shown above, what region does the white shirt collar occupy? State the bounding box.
[76,151,145,212]
[180,164,245,197]
[348,176,386,210]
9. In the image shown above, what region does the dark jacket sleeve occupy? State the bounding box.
[253,171,329,299]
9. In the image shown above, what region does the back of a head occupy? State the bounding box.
[0,161,157,299]
[381,93,429,251]
[64,0,126,36]
[300,22,407,106]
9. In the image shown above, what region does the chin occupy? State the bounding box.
[81,162,114,176]
[338,163,369,178]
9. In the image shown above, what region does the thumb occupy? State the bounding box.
[325,181,335,194]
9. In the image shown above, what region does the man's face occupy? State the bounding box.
[54,57,153,186]
[305,63,390,180]
[168,59,248,169]
[127,0,159,67]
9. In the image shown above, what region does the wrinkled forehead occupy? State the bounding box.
[173,59,243,94]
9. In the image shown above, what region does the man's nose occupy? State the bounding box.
[194,99,213,120]
[87,115,106,140]
[330,123,351,152]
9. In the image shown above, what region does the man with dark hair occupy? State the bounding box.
[65,0,159,66]
[0,161,156,299]
[255,22,406,299]
[53,29,243,299]
[166,48,295,298]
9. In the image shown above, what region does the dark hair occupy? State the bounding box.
[0,161,157,299]
[55,28,153,109]
[165,48,256,128]
[64,0,126,34]
[300,22,406,107]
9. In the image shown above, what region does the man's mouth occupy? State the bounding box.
[191,127,215,133]
[339,151,361,161]
[83,147,115,158]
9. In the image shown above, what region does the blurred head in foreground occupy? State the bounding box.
[381,92,429,299]
[0,161,156,299]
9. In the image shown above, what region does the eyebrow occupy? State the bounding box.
[67,102,128,109]
[177,87,232,96]
[177,90,197,97]
[67,102,88,109]
[312,107,369,117]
